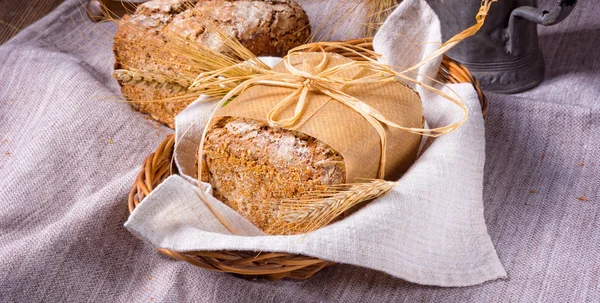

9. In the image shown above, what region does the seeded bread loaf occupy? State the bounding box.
[201,117,346,231]
[113,0,311,127]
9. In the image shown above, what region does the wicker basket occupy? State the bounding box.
[127,38,488,281]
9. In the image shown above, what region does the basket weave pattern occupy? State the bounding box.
[127,38,487,281]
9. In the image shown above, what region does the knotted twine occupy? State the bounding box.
[195,45,459,181]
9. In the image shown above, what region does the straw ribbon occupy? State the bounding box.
[400,0,498,73]
[211,49,448,179]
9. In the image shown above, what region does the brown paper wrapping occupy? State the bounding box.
[211,52,424,182]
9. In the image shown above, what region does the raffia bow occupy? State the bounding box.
[193,44,468,179]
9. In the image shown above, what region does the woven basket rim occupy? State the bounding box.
[127,38,488,281]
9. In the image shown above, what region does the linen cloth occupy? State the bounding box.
[0,0,598,302]
[125,0,505,287]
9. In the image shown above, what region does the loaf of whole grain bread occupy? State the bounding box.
[201,117,346,231]
[113,0,311,127]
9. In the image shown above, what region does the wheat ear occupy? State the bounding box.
[112,69,195,92]
[266,179,397,235]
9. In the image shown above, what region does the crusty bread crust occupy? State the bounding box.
[202,117,346,231]
[114,0,311,127]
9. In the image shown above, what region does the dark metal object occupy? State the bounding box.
[426,0,577,93]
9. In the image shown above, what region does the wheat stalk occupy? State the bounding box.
[364,0,401,36]
[266,179,397,235]
[111,7,269,102]
[113,69,194,92]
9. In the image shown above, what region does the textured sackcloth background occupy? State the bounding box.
[0,0,599,302]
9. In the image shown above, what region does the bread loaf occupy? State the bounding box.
[201,117,346,231]
[113,0,311,127]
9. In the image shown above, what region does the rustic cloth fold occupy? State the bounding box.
[124,0,505,287]
[1,0,599,302]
